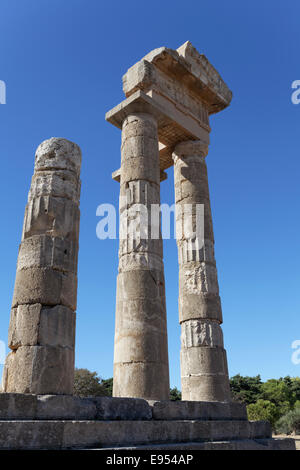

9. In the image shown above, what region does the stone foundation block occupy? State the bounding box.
[36,395,96,420]
[0,421,65,449]
[115,438,295,451]
[0,394,153,421]
[150,400,247,421]
[91,397,152,420]
[0,393,37,419]
[60,419,274,449]
[249,419,272,438]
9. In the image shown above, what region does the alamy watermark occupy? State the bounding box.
[0,80,6,104]
[96,201,204,251]
[291,80,300,105]
[291,340,300,365]
[0,340,5,365]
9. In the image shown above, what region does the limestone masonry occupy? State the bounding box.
[107,41,232,402]
[113,113,170,400]
[2,138,82,395]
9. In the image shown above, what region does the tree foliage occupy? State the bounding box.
[261,379,293,407]
[247,400,278,427]
[170,387,181,401]
[230,375,300,430]
[74,368,110,397]
[275,407,300,435]
[280,376,300,404]
[101,377,113,397]
[230,374,262,404]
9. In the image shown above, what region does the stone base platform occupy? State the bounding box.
[0,394,295,450]
[100,439,296,451]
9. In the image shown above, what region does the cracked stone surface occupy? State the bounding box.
[107,43,234,403]
[173,141,231,402]
[114,113,170,401]
[2,138,81,394]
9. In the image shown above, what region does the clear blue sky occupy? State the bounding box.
[0,0,299,388]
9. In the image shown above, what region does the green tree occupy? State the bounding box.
[247,400,278,428]
[290,377,300,403]
[230,374,262,404]
[170,387,181,401]
[261,379,294,409]
[74,368,109,397]
[102,377,113,396]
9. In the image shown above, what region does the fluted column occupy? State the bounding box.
[2,138,81,395]
[113,113,170,400]
[173,140,231,402]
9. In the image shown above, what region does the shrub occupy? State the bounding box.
[247,399,278,427]
[275,408,300,435]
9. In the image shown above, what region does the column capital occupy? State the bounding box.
[121,111,158,129]
[106,90,210,170]
[112,167,168,183]
[172,140,209,161]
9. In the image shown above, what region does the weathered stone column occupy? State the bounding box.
[173,140,231,402]
[2,138,81,395]
[113,113,170,400]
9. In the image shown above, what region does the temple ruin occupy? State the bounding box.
[107,41,231,402]
[0,42,294,451]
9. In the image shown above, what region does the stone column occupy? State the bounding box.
[173,140,231,402]
[2,138,81,395]
[113,113,170,400]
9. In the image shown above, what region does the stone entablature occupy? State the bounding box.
[108,41,232,173]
